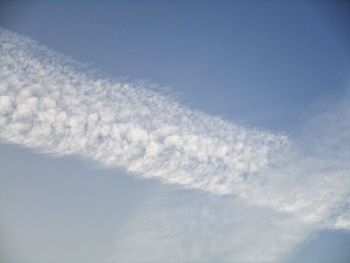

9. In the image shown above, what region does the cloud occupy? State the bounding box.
[111,189,316,263]
[1,28,350,262]
[0,27,289,196]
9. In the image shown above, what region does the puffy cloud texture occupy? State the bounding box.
[0,28,289,196]
[1,28,350,262]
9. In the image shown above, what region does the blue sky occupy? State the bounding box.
[1,1,350,262]
[2,1,349,130]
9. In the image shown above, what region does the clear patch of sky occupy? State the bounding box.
[285,230,350,263]
[0,143,159,263]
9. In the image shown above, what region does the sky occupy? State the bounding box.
[0,1,350,263]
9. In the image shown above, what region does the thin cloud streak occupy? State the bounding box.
[112,189,315,263]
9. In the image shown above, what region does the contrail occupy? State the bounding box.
[1,28,350,262]
[0,28,288,196]
[111,189,316,263]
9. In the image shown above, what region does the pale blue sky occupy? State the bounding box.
[1,1,350,262]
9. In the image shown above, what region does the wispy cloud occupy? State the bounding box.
[0,28,289,196]
[112,189,315,263]
[1,28,349,262]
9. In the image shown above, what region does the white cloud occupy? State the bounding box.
[111,189,316,263]
[0,28,290,197]
[1,27,350,262]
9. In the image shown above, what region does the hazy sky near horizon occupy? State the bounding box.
[1,1,350,263]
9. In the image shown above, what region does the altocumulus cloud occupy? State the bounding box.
[1,28,350,262]
[0,28,288,196]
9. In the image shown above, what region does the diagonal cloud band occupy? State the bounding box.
[0,28,288,194]
[1,28,350,230]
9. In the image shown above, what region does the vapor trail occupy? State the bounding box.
[0,28,288,195]
[1,28,350,262]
